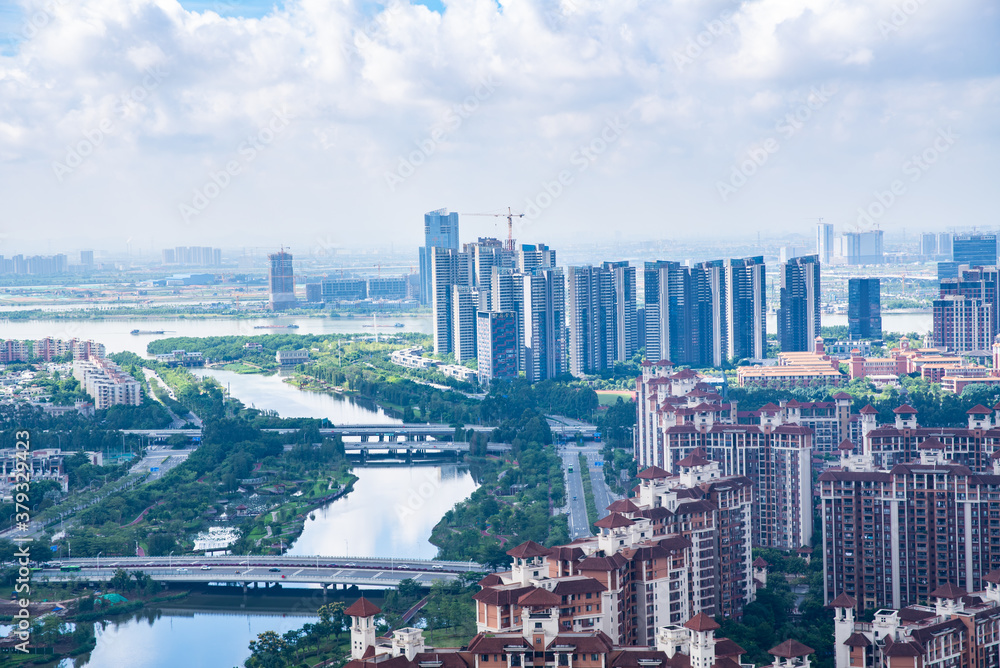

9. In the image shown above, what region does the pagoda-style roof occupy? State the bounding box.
[917,437,946,450]
[676,450,712,467]
[833,392,852,400]
[684,612,720,632]
[845,633,871,648]
[984,570,1000,585]
[828,593,857,608]
[968,405,993,415]
[518,587,561,608]
[859,405,879,415]
[637,466,670,480]
[345,597,382,617]
[930,583,967,599]
[752,557,769,568]
[507,540,550,559]
[769,640,815,658]
[594,513,635,529]
[837,439,856,451]
[893,404,918,414]
[607,499,640,514]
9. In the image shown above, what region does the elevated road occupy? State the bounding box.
[38,555,486,588]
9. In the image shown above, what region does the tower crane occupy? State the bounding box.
[462,207,525,252]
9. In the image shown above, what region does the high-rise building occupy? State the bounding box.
[933,266,999,353]
[464,237,507,290]
[635,363,813,551]
[268,250,296,310]
[321,278,367,301]
[939,232,953,259]
[817,222,834,264]
[522,267,567,382]
[476,310,518,385]
[919,233,938,258]
[367,276,408,301]
[80,250,94,267]
[451,285,478,363]
[430,247,470,355]
[725,256,767,361]
[490,269,525,371]
[820,430,1000,610]
[838,231,884,264]
[642,261,713,367]
[566,265,615,377]
[778,255,821,353]
[602,261,638,363]
[848,278,882,340]
[165,246,222,266]
[419,209,460,305]
[517,243,556,273]
[953,234,997,267]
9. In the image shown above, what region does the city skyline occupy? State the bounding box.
[0,1,996,251]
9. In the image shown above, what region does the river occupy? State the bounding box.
[27,319,475,668]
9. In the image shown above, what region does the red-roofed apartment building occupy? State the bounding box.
[636,362,814,551]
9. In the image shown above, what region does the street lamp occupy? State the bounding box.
[169,551,173,568]
[343,539,349,557]
[97,552,102,572]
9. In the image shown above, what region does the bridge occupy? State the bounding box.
[122,420,598,441]
[38,555,487,591]
[341,441,511,456]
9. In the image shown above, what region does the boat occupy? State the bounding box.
[394,322,405,327]
[252,324,300,329]
[130,329,166,335]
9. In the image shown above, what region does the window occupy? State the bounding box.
[535,623,542,629]
[483,656,490,662]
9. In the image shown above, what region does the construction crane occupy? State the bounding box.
[462,207,525,252]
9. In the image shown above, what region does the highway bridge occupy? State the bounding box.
[341,441,511,456]
[122,420,598,441]
[37,555,486,590]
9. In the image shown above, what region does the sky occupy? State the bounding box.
[0,0,997,256]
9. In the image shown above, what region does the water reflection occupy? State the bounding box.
[288,464,478,559]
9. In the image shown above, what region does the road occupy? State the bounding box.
[34,555,486,588]
[557,445,592,540]
[578,444,621,520]
[130,445,197,481]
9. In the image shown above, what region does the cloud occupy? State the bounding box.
[0,0,997,252]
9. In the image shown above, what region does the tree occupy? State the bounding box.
[247,630,291,668]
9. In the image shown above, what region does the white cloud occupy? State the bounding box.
[0,0,996,252]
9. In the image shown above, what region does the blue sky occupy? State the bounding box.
[0,0,996,253]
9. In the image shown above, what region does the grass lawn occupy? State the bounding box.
[596,390,635,406]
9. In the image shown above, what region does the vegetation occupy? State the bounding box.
[578,453,600,530]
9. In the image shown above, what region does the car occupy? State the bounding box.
[432,564,443,570]
[176,568,189,573]
[573,495,577,500]
[269,568,281,572]
[328,563,338,567]
[397,565,408,569]
[345,563,356,567]
[200,565,212,571]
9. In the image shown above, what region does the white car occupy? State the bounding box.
[200,565,212,571]
[176,568,189,573]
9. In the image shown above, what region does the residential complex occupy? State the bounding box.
[737,338,843,389]
[635,361,812,550]
[72,356,142,409]
[819,403,1000,610]
[952,234,997,268]
[419,208,460,305]
[933,265,998,354]
[344,595,814,668]
[162,246,221,266]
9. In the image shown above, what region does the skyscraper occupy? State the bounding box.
[953,234,997,268]
[933,265,999,353]
[839,231,884,264]
[80,250,94,267]
[268,249,296,310]
[817,222,834,264]
[451,285,478,363]
[919,233,938,258]
[522,267,567,382]
[725,256,767,361]
[777,255,821,352]
[476,310,518,385]
[643,261,715,367]
[419,209,460,305]
[848,278,882,340]
[517,243,556,273]
[602,261,638,362]
[430,247,470,354]
[566,265,615,377]
[938,232,953,259]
